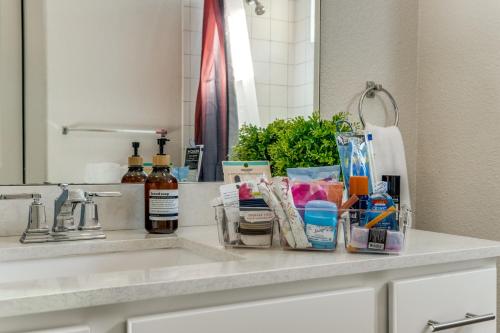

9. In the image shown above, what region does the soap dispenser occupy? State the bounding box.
[145,134,179,234]
[122,142,148,184]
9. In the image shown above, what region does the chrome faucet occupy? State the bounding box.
[1,185,121,244]
[51,184,122,242]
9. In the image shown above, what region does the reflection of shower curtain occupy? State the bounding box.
[195,0,228,181]
[195,0,260,181]
[223,0,260,133]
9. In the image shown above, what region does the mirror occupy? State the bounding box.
[0,0,320,185]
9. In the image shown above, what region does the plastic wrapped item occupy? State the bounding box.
[287,166,340,182]
[258,182,297,248]
[287,166,344,213]
[335,131,375,194]
[341,207,411,255]
[171,166,190,182]
[271,177,311,249]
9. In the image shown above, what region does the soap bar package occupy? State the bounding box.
[222,161,272,184]
[367,228,387,250]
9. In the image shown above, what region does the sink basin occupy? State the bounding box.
[0,247,224,284]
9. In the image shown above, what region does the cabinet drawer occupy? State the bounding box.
[390,267,496,333]
[128,288,375,333]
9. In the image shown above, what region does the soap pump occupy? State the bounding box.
[122,142,148,184]
[145,132,179,234]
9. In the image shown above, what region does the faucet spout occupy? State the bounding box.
[53,184,85,233]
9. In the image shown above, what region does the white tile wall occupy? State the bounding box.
[182,1,203,153]
[182,0,316,141]
[287,0,315,116]
[247,0,316,126]
[270,41,288,64]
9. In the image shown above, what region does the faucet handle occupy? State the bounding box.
[68,189,86,203]
[19,195,50,244]
[58,183,69,192]
[0,193,41,201]
[0,193,50,243]
[79,191,121,232]
[85,192,122,199]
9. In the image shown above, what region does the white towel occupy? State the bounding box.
[365,123,412,210]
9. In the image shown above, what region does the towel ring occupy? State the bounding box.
[358,81,399,128]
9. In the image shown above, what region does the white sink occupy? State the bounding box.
[0,247,225,284]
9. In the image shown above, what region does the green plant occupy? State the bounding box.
[231,111,355,176]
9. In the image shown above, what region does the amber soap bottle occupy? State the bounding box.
[122,142,148,184]
[145,136,178,234]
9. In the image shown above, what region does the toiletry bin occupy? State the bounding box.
[342,208,411,255]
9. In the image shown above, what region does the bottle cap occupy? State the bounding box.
[349,176,369,196]
[153,133,170,166]
[128,142,143,166]
[128,156,143,167]
[382,175,401,196]
[153,154,170,166]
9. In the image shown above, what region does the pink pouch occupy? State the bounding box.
[291,182,328,210]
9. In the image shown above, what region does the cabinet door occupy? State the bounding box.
[390,267,496,333]
[22,326,90,333]
[128,288,375,333]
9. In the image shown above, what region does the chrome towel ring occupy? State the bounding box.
[358,81,399,128]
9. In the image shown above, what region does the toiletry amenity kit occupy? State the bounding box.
[214,116,411,254]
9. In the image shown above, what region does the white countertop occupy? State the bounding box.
[0,226,500,318]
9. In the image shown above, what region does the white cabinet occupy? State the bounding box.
[390,267,496,333]
[22,326,90,333]
[128,288,375,333]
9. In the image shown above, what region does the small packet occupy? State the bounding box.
[367,228,387,250]
[362,181,398,230]
[222,161,272,184]
[287,166,343,211]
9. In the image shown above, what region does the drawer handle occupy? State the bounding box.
[427,313,495,331]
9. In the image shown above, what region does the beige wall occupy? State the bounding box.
[417,1,500,328]
[0,0,23,184]
[417,0,500,239]
[320,0,419,209]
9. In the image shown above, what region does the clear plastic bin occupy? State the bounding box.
[215,205,275,249]
[279,207,340,252]
[341,207,411,255]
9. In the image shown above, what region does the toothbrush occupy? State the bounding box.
[365,132,377,191]
[364,206,397,229]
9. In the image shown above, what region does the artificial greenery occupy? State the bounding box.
[231,111,355,176]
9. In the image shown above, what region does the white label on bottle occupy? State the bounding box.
[306,224,334,243]
[149,190,178,221]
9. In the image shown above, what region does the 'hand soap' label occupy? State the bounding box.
[149,190,178,221]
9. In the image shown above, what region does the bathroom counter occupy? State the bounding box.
[0,226,500,318]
